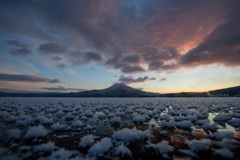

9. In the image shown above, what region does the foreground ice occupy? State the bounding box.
[0,97,240,159]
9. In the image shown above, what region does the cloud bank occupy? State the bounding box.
[1,0,239,74]
[0,74,61,83]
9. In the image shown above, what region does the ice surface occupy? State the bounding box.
[0,97,240,160]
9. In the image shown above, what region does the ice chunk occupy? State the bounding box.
[113,127,152,143]
[228,119,240,127]
[6,129,21,139]
[216,138,236,149]
[145,140,174,158]
[175,121,192,130]
[160,114,171,121]
[71,120,83,128]
[186,139,212,152]
[215,148,234,159]
[33,142,56,153]
[213,113,232,121]
[88,137,113,157]
[78,135,94,148]
[133,116,145,123]
[179,149,199,158]
[45,148,73,160]
[37,116,53,125]
[210,131,234,140]
[202,123,218,132]
[114,142,132,157]
[24,125,47,139]
[51,123,65,131]
[109,117,121,124]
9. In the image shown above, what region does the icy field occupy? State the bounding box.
[0,97,240,160]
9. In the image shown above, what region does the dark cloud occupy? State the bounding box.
[57,63,66,70]
[68,51,102,66]
[119,75,156,84]
[5,39,32,56]
[159,78,167,81]
[52,56,62,62]
[10,47,32,56]
[38,43,67,54]
[121,65,145,74]
[42,86,84,92]
[0,0,239,73]
[5,40,27,48]
[179,4,240,68]
[0,74,61,83]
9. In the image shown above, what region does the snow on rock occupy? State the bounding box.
[24,125,47,139]
[114,142,132,157]
[51,123,65,131]
[215,148,234,159]
[88,137,113,157]
[6,129,21,139]
[113,127,152,143]
[78,135,95,148]
[210,131,234,140]
[145,140,174,159]
[186,139,212,152]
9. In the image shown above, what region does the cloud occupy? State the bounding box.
[159,78,167,81]
[5,40,27,48]
[42,85,84,92]
[5,39,32,56]
[38,43,67,54]
[119,75,156,84]
[1,0,239,73]
[121,65,145,74]
[0,74,61,83]
[68,51,102,66]
[10,48,32,56]
[58,63,66,70]
[179,6,240,68]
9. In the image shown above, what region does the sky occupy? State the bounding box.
[0,0,240,93]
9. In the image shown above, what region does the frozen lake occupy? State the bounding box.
[0,97,240,160]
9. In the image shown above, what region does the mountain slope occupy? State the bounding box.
[67,83,161,97]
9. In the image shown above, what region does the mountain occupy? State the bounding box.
[0,83,161,97]
[65,83,161,97]
[208,86,240,97]
[0,84,239,97]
